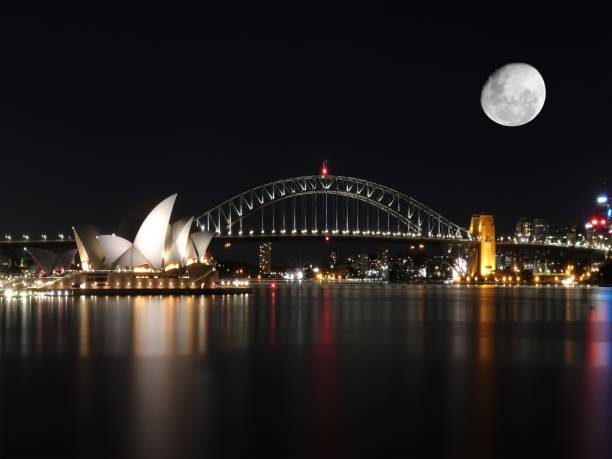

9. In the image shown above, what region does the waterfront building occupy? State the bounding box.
[376,249,390,271]
[27,247,77,274]
[72,194,213,271]
[328,251,338,270]
[357,254,370,277]
[29,194,219,293]
[259,241,272,275]
[495,252,514,271]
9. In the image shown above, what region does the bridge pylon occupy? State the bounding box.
[468,214,496,277]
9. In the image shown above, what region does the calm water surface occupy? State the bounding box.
[1,284,612,458]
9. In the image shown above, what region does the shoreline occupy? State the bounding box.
[2,286,252,298]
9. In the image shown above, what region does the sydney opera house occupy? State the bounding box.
[40,194,219,292]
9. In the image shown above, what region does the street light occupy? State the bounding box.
[58,234,64,240]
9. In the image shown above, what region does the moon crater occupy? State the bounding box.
[481,63,546,127]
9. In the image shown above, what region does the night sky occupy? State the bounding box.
[1,8,610,237]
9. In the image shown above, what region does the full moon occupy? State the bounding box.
[481,63,546,127]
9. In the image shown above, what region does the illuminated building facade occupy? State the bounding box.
[547,223,579,245]
[357,254,370,277]
[533,219,549,243]
[328,251,338,270]
[375,249,390,270]
[72,194,213,271]
[585,194,611,244]
[515,217,549,243]
[515,217,533,242]
[34,194,219,292]
[259,241,272,275]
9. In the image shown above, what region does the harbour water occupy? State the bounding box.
[1,284,612,458]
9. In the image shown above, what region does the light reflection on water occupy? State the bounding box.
[0,285,611,458]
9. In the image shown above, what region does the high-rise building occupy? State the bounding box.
[548,223,578,244]
[514,217,548,243]
[533,219,549,243]
[259,241,272,275]
[515,217,533,242]
[565,223,578,244]
[376,249,390,271]
[328,251,338,270]
[495,252,514,271]
[373,249,390,280]
[357,254,369,277]
[585,194,611,243]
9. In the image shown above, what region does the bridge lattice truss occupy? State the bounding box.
[195,175,471,240]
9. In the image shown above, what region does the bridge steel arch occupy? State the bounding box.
[195,175,471,240]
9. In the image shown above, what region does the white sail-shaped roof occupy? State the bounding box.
[28,248,77,274]
[190,230,214,259]
[164,223,173,264]
[97,235,134,268]
[164,217,194,265]
[133,194,177,270]
[184,239,198,261]
[173,217,194,262]
[113,246,150,269]
[27,248,59,274]
[73,225,104,270]
[57,249,77,269]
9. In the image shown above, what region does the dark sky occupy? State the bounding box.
[1,7,610,236]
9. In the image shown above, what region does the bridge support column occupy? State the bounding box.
[469,214,496,278]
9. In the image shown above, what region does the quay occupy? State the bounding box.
[3,286,251,298]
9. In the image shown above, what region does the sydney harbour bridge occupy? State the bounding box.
[195,175,470,241]
[193,173,605,257]
[190,173,606,276]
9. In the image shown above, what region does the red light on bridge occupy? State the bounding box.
[324,235,330,242]
[270,282,276,289]
[321,160,329,176]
